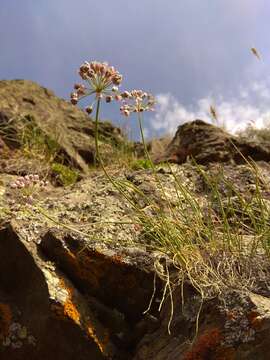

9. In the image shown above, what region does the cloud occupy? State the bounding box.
[148,80,270,137]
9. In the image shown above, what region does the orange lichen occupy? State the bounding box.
[63,299,80,323]
[0,303,12,339]
[52,279,81,324]
[60,246,136,298]
[50,276,113,356]
[59,278,111,355]
[184,328,222,360]
[86,322,110,355]
[247,310,262,330]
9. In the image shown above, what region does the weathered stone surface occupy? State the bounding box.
[132,289,270,360]
[40,228,161,324]
[0,222,124,359]
[157,120,270,165]
[0,217,164,359]
[0,80,124,173]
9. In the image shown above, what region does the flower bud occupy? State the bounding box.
[77,86,86,96]
[99,64,106,74]
[121,91,131,98]
[112,74,122,85]
[80,62,90,73]
[87,69,95,78]
[85,106,93,114]
[70,92,78,98]
[79,71,88,80]
[114,95,122,101]
[106,96,113,103]
[71,98,78,105]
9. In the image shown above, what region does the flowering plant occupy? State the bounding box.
[70,60,156,175]
[70,61,123,114]
[120,90,155,117]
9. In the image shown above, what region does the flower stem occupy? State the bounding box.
[93,99,156,215]
[137,112,174,213]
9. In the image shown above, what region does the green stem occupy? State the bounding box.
[94,97,115,181]
[93,98,149,212]
[137,112,174,213]
[138,112,149,158]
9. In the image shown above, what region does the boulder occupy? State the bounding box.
[157,120,270,165]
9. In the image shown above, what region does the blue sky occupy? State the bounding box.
[1,0,270,138]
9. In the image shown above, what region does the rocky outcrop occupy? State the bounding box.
[157,120,270,165]
[0,222,110,360]
[0,221,162,360]
[3,84,270,360]
[2,217,270,359]
[0,80,124,173]
[1,161,270,358]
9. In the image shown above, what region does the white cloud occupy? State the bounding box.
[149,80,270,136]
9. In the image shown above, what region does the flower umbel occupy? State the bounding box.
[70,61,123,113]
[120,90,155,117]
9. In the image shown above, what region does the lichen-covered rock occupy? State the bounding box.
[132,289,270,360]
[0,222,117,359]
[40,228,161,324]
[157,120,270,165]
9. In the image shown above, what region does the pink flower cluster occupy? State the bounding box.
[10,174,48,189]
[120,90,155,117]
[70,60,156,117]
[70,61,123,114]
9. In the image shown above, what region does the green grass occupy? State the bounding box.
[51,162,79,186]
[20,115,60,161]
[119,158,270,305]
[0,114,60,161]
[131,159,153,170]
[237,123,270,143]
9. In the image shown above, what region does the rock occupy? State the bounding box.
[0,80,124,173]
[0,217,162,359]
[40,228,161,324]
[133,137,172,160]
[157,120,270,165]
[0,222,117,359]
[132,288,270,360]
